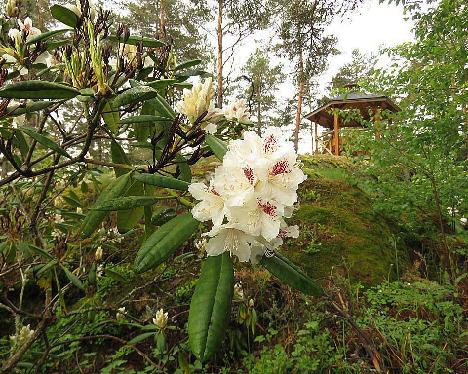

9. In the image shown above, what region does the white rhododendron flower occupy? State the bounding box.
[188,182,226,227]
[8,28,21,42]
[17,17,41,41]
[222,99,250,123]
[188,130,306,262]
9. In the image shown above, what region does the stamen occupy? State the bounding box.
[271,160,290,175]
[243,167,256,184]
[264,134,277,154]
[258,199,277,217]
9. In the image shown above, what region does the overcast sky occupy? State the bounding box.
[222,0,413,153]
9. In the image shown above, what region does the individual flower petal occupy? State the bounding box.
[188,182,226,227]
[205,225,257,262]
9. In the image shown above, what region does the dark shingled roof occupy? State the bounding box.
[305,92,400,129]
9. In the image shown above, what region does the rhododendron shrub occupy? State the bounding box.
[0,1,321,370]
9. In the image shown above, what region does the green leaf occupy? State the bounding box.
[102,101,120,133]
[26,28,70,45]
[205,134,227,160]
[28,244,54,260]
[175,59,202,71]
[134,212,198,273]
[128,332,156,345]
[188,253,234,361]
[134,173,189,191]
[0,81,80,99]
[108,35,165,48]
[110,142,144,233]
[104,268,128,283]
[62,266,84,290]
[110,140,130,177]
[119,115,172,125]
[146,79,178,90]
[14,131,29,158]
[151,206,177,226]
[50,4,80,28]
[113,86,159,107]
[260,250,323,296]
[153,93,176,120]
[6,101,58,116]
[35,259,58,278]
[19,127,71,159]
[81,173,131,238]
[175,153,192,182]
[91,196,159,211]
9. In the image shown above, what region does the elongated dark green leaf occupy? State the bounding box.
[173,82,193,89]
[151,206,176,225]
[35,259,58,278]
[26,28,69,44]
[134,173,189,191]
[175,59,202,71]
[6,101,58,116]
[0,81,80,99]
[19,127,71,159]
[188,253,234,362]
[15,131,29,158]
[146,79,178,90]
[63,195,81,207]
[91,196,159,211]
[62,266,84,290]
[128,332,156,345]
[116,180,145,233]
[153,93,176,119]
[50,4,80,27]
[110,140,130,177]
[113,86,159,107]
[107,35,165,48]
[119,115,171,125]
[102,101,120,133]
[109,141,144,233]
[260,250,323,296]
[104,268,128,283]
[134,212,198,273]
[175,153,192,182]
[205,134,227,160]
[81,173,131,238]
[28,244,54,260]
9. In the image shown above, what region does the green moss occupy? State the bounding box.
[286,155,409,286]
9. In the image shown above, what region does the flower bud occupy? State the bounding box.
[116,307,126,321]
[95,246,103,261]
[152,308,168,329]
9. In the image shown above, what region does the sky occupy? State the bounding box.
[223,2,415,154]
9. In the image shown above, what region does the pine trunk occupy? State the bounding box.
[216,0,223,108]
[294,50,305,152]
[256,83,262,135]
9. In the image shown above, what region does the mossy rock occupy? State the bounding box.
[284,155,409,286]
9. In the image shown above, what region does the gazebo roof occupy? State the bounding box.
[305,92,400,129]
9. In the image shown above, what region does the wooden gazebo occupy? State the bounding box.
[305,92,400,155]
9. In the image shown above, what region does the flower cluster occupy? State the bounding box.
[8,17,41,43]
[10,324,35,347]
[188,130,306,263]
[153,308,169,329]
[176,78,251,134]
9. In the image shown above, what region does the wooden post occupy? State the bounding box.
[375,108,381,140]
[333,112,339,156]
[314,122,318,154]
